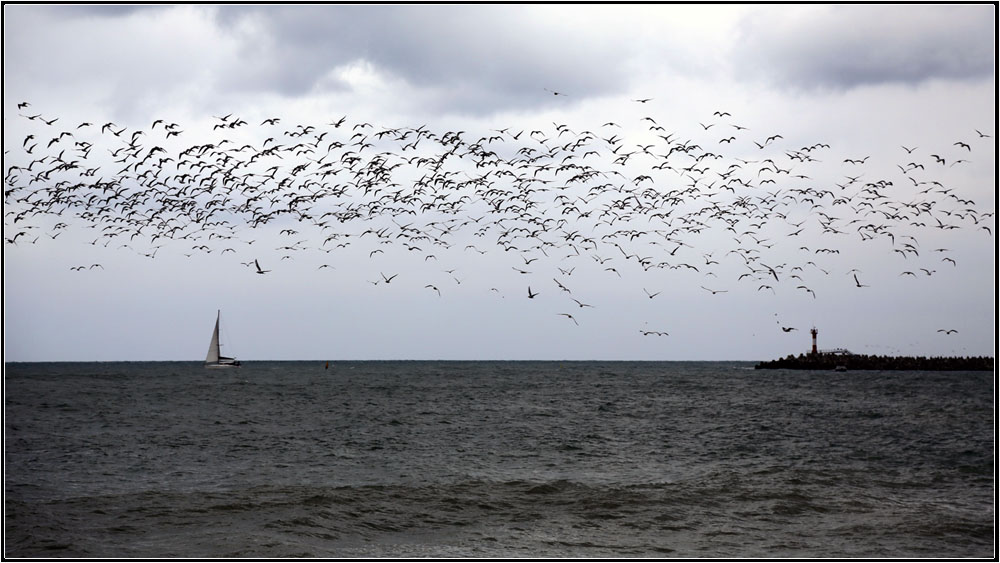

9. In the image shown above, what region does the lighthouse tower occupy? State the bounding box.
[810,327,818,355]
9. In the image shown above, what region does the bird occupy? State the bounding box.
[937,329,958,334]
[3,100,991,351]
[701,286,727,294]
[558,313,579,325]
[527,286,540,299]
[781,326,797,332]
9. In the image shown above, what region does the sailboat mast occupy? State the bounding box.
[215,309,222,358]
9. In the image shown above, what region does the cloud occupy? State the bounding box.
[207,5,637,115]
[4,5,746,120]
[732,5,995,92]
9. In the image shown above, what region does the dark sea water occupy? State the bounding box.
[3,361,994,558]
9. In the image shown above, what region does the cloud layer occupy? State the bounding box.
[731,5,995,91]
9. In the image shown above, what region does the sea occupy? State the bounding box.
[3,361,994,559]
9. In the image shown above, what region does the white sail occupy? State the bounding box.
[205,311,221,363]
[205,310,240,367]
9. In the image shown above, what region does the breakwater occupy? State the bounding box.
[755,353,994,371]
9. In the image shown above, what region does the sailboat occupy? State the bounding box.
[205,310,241,368]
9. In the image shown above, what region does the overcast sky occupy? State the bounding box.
[3,4,996,361]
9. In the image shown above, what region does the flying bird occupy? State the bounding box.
[558,313,579,325]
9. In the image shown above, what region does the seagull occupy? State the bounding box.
[558,313,579,325]
[937,329,958,334]
[527,286,540,299]
[254,259,270,274]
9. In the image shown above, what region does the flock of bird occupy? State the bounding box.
[4,99,994,339]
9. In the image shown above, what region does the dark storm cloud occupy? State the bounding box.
[732,5,995,91]
[40,4,169,19]
[210,5,633,114]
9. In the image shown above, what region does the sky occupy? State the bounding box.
[3,4,996,361]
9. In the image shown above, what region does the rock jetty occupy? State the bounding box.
[755,353,994,371]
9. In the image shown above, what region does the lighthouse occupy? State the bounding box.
[810,327,818,355]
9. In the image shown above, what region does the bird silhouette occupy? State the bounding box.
[558,313,579,325]
[4,100,990,347]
